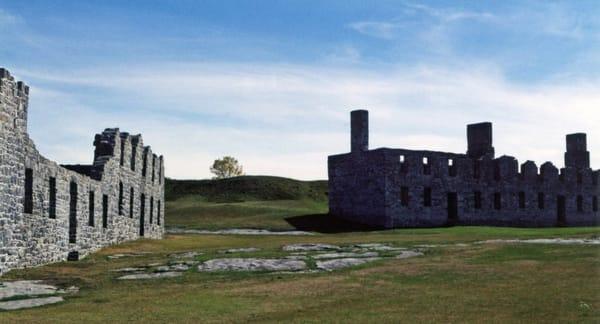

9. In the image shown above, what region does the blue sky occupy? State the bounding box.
[1,0,599,179]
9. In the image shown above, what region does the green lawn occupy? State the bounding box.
[166,196,327,230]
[2,227,599,323]
[165,176,328,230]
[2,177,599,323]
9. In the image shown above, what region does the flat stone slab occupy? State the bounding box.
[313,252,379,260]
[395,251,424,259]
[153,264,190,272]
[167,228,314,236]
[354,243,407,251]
[170,264,190,272]
[198,258,307,272]
[0,296,64,311]
[477,238,600,245]
[282,243,341,252]
[414,244,443,248]
[168,260,199,266]
[454,243,470,247]
[107,252,150,259]
[117,272,182,280]
[316,258,381,271]
[220,248,261,254]
[168,251,203,259]
[110,267,147,273]
[0,281,59,300]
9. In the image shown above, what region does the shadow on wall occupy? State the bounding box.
[285,214,384,233]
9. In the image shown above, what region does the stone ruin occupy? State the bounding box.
[0,68,165,275]
[328,110,600,228]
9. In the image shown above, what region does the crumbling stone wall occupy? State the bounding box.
[0,68,165,275]
[329,110,600,228]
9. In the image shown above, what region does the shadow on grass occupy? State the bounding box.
[285,214,384,233]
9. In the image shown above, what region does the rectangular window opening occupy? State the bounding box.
[494,193,502,210]
[577,195,584,212]
[120,140,125,166]
[24,168,33,214]
[557,195,566,225]
[49,177,56,219]
[538,192,545,210]
[399,155,407,173]
[129,187,134,218]
[139,194,145,236]
[88,191,95,227]
[142,152,148,177]
[158,161,162,184]
[157,200,161,226]
[69,182,78,244]
[401,187,409,207]
[150,197,154,224]
[423,157,431,175]
[448,159,457,177]
[152,156,156,183]
[118,182,124,215]
[102,195,108,229]
[423,187,432,207]
[593,196,598,212]
[519,192,526,209]
[131,145,137,171]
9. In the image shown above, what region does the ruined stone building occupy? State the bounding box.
[0,68,165,275]
[329,110,599,228]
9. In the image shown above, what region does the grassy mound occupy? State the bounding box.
[165,176,328,203]
[165,176,329,230]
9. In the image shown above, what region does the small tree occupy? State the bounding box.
[210,156,244,179]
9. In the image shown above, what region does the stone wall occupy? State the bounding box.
[0,68,165,275]
[329,110,600,228]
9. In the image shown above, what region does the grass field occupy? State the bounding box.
[166,196,328,231]
[1,176,599,323]
[166,176,328,230]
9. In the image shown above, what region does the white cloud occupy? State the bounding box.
[348,1,599,44]
[348,2,495,40]
[348,21,399,39]
[401,2,495,23]
[17,62,600,180]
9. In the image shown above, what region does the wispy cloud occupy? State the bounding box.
[348,2,495,39]
[348,21,399,40]
[3,1,599,180]
[401,2,496,23]
[505,2,588,40]
[349,1,600,43]
[17,62,600,180]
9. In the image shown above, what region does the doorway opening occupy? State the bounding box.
[447,192,458,225]
[139,194,145,236]
[557,195,566,226]
[69,182,78,243]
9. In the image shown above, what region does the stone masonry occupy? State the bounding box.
[0,68,165,275]
[329,110,600,228]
